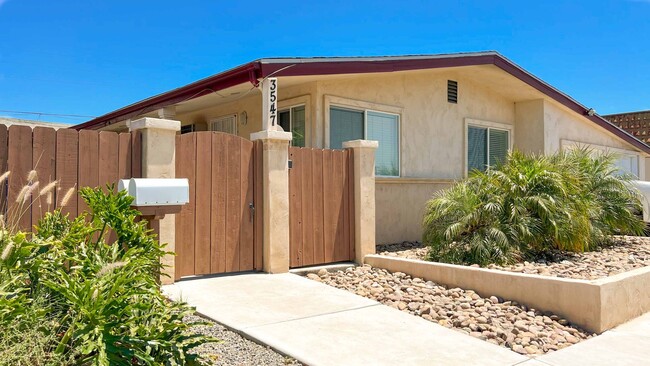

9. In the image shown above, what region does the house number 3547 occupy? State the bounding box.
[269,79,277,126]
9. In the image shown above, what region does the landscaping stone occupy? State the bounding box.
[377,235,650,280]
[186,315,302,365]
[311,265,595,355]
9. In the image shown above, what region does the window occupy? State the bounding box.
[329,106,400,176]
[180,124,195,134]
[209,114,237,135]
[467,125,510,173]
[278,105,306,147]
[614,154,639,177]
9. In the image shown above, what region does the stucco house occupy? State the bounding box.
[72,51,650,244]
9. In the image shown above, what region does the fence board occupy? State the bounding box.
[348,150,356,260]
[175,133,196,278]
[118,133,132,179]
[240,140,254,271]
[225,135,241,272]
[332,151,345,262]
[131,131,142,178]
[194,133,212,275]
[322,149,335,263]
[55,129,79,218]
[7,126,33,231]
[253,140,263,270]
[78,130,99,214]
[31,127,57,224]
[0,125,8,214]
[98,132,119,192]
[311,149,325,264]
[289,147,302,266]
[301,148,314,265]
[211,133,227,273]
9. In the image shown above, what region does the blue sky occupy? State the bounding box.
[0,0,648,124]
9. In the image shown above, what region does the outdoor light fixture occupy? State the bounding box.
[586,108,596,116]
[240,111,248,126]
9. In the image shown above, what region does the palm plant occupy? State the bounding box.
[423,149,644,265]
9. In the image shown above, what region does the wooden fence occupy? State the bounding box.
[288,147,355,268]
[0,125,141,231]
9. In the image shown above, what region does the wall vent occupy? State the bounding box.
[447,80,458,104]
[209,114,238,135]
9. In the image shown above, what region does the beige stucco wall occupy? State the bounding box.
[375,180,452,244]
[543,100,637,154]
[514,99,545,154]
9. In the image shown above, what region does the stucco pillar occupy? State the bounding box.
[250,130,292,273]
[129,117,180,284]
[343,139,378,264]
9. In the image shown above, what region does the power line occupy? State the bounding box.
[0,109,96,119]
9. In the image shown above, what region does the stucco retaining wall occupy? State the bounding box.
[364,255,650,333]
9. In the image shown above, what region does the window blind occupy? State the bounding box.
[488,129,509,167]
[367,111,399,176]
[329,107,364,149]
[468,126,487,172]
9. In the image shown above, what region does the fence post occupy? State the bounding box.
[129,117,180,284]
[250,130,292,273]
[343,140,378,264]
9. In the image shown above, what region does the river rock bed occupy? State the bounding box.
[377,236,650,280]
[307,266,594,355]
[186,315,301,365]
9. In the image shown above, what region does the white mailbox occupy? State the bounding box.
[118,178,189,207]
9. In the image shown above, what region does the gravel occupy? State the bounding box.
[308,266,595,355]
[377,236,650,280]
[186,315,301,366]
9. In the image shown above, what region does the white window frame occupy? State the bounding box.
[209,114,238,135]
[325,96,402,177]
[561,139,645,179]
[278,103,306,146]
[464,118,514,177]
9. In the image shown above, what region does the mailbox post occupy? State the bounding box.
[118,178,189,282]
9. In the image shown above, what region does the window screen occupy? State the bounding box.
[210,115,237,135]
[468,126,488,172]
[367,111,399,176]
[329,107,364,149]
[488,129,509,167]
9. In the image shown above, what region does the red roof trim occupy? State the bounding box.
[71,53,650,154]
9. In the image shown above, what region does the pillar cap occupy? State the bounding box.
[250,130,293,141]
[343,139,379,149]
[130,117,181,132]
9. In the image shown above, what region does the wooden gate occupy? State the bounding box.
[0,125,141,232]
[288,147,355,268]
[174,132,261,279]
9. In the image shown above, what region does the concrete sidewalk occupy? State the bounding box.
[163,273,528,366]
[532,311,650,366]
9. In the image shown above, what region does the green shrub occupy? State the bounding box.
[423,149,644,265]
[0,187,213,365]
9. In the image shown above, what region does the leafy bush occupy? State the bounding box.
[0,186,213,365]
[423,149,645,265]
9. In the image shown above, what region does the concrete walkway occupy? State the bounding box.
[163,273,527,366]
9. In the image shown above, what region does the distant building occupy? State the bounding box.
[0,117,71,129]
[603,111,650,145]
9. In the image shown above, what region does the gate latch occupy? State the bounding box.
[249,202,255,222]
